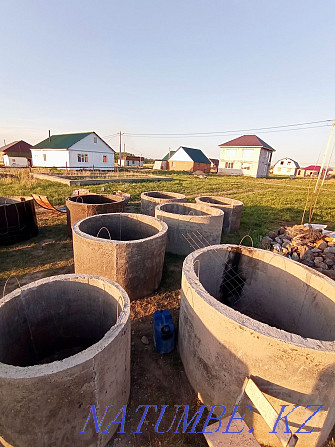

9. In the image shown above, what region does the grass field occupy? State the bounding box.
[0,168,334,446]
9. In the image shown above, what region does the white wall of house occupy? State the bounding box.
[153,160,163,170]
[31,133,115,170]
[69,134,114,170]
[31,149,69,168]
[120,159,143,167]
[273,158,298,176]
[3,155,29,167]
[169,149,192,162]
[218,146,272,177]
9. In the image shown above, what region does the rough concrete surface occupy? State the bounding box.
[72,213,168,300]
[179,245,335,447]
[155,202,223,256]
[195,196,243,233]
[140,191,186,216]
[66,193,125,232]
[0,274,131,447]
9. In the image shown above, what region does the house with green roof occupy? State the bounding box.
[167,146,211,173]
[31,132,115,170]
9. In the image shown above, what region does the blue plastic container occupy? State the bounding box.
[153,310,175,354]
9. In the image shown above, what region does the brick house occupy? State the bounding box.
[167,147,211,173]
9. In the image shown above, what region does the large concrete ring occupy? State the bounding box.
[66,194,126,231]
[141,191,186,216]
[155,202,223,256]
[0,197,38,245]
[0,274,130,447]
[195,196,243,233]
[179,244,335,447]
[73,213,168,300]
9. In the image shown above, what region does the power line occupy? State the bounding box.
[102,119,333,140]
[121,119,333,137]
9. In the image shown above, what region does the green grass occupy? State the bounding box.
[0,169,335,446]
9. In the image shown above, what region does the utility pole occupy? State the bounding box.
[119,131,122,168]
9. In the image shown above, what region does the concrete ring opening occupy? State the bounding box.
[179,244,335,447]
[66,193,126,232]
[0,196,38,245]
[195,196,243,233]
[72,213,168,300]
[0,274,130,447]
[155,202,223,256]
[140,191,186,216]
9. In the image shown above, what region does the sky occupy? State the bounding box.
[1,0,335,165]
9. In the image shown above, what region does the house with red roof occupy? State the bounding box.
[296,165,331,178]
[0,140,32,167]
[218,135,275,178]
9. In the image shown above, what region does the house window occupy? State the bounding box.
[280,161,284,165]
[298,170,301,175]
[78,154,88,163]
[172,161,175,167]
[225,162,234,169]
[243,150,253,160]
[197,163,200,170]
[103,155,107,163]
[226,149,236,158]
[94,136,97,143]
[43,154,46,161]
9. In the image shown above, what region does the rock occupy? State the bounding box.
[315,240,327,250]
[282,242,291,250]
[268,231,277,240]
[311,248,322,253]
[291,252,300,261]
[325,258,334,267]
[261,236,272,249]
[324,247,335,254]
[301,260,315,267]
[279,227,286,234]
[301,248,315,263]
[275,237,282,243]
[282,238,291,244]
[273,243,282,252]
[314,257,324,264]
[317,262,328,270]
[141,336,149,345]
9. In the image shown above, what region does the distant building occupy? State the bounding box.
[209,158,219,173]
[0,140,32,167]
[120,155,143,167]
[167,147,211,172]
[31,132,115,170]
[296,165,331,178]
[153,150,176,170]
[218,135,275,178]
[273,157,300,177]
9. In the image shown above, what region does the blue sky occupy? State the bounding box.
[1,0,334,164]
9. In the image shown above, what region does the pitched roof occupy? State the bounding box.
[303,165,324,171]
[219,135,275,151]
[32,132,91,149]
[162,150,176,161]
[0,140,32,156]
[178,147,211,163]
[275,157,300,168]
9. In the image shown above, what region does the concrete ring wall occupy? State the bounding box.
[72,213,168,300]
[141,191,186,216]
[155,202,223,256]
[0,197,38,245]
[66,194,126,231]
[195,196,243,233]
[0,274,131,447]
[179,244,335,447]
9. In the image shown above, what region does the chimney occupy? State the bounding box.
[48,130,51,142]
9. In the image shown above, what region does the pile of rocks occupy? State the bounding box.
[261,225,335,277]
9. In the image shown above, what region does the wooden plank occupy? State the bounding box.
[244,378,298,447]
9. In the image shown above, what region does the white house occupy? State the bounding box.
[218,135,275,178]
[273,157,299,177]
[120,155,143,167]
[31,132,115,170]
